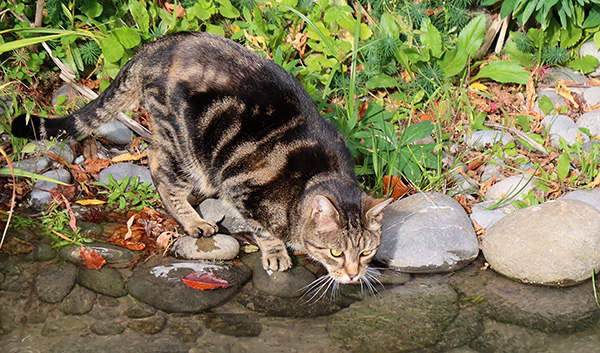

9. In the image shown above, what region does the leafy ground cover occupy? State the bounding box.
[0,0,599,251]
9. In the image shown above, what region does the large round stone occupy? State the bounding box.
[482,199,600,286]
[171,234,240,261]
[375,192,479,272]
[128,258,250,313]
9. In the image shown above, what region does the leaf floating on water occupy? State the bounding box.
[79,246,106,270]
[180,271,230,290]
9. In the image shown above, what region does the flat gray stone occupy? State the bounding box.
[60,285,97,315]
[77,266,128,297]
[41,316,87,337]
[583,87,600,106]
[470,200,516,229]
[35,262,77,304]
[128,258,250,313]
[172,234,239,261]
[542,114,589,148]
[38,141,75,164]
[484,174,535,202]
[562,188,600,212]
[49,336,189,353]
[14,156,50,174]
[197,198,252,234]
[483,199,600,285]
[96,120,133,145]
[375,192,479,272]
[30,169,72,209]
[464,130,514,149]
[98,163,153,188]
[577,110,600,137]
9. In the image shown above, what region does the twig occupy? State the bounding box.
[0,147,17,251]
[494,15,510,54]
[483,121,548,155]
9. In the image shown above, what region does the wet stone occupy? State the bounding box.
[127,314,167,334]
[0,268,34,291]
[169,318,203,342]
[0,305,16,335]
[452,259,600,333]
[30,168,73,209]
[328,282,460,353]
[26,305,49,325]
[90,320,126,335]
[60,243,137,267]
[35,262,77,303]
[243,252,316,298]
[124,301,157,318]
[97,294,120,307]
[376,269,411,285]
[78,221,105,237]
[77,265,128,297]
[172,234,240,261]
[41,316,87,337]
[49,335,190,353]
[32,242,58,261]
[469,319,548,353]
[128,258,251,313]
[203,313,262,337]
[60,285,97,315]
[0,255,22,275]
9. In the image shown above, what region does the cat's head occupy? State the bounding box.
[301,194,392,284]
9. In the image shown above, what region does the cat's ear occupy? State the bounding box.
[363,196,393,231]
[310,195,340,232]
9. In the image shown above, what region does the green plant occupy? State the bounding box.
[41,206,92,248]
[94,175,160,211]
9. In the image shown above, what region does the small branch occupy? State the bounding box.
[483,121,548,155]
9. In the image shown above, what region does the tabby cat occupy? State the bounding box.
[12,32,391,284]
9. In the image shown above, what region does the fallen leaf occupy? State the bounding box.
[1,237,34,255]
[156,231,175,249]
[79,246,106,270]
[76,199,107,205]
[179,271,230,290]
[85,158,112,174]
[382,175,411,199]
[470,82,487,91]
[60,194,78,233]
[111,152,148,163]
[124,214,136,240]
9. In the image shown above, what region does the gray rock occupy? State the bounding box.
[542,114,589,148]
[481,157,506,182]
[31,242,58,261]
[90,320,126,335]
[96,120,133,145]
[30,169,72,209]
[469,319,548,353]
[127,314,167,334]
[35,262,77,303]
[59,243,137,266]
[98,163,153,188]
[376,268,411,285]
[77,266,128,297]
[172,234,240,261]
[60,285,97,315]
[562,188,600,212]
[452,263,600,333]
[470,200,516,229]
[483,199,600,286]
[14,156,50,174]
[204,313,262,337]
[127,258,250,313]
[577,110,600,137]
[375,192,479,272]
[243,252,316,298]
[535,90,567,115]
[580,41,600,77]
[451,172,479,195]
[124,301,157,319]
[540,66,587,85]
[583,87,600,106]
[41,316,87,337]
[484,174,535,201]
[51,83,79,106]
[464,130,514,149]
[169,318,203,342]
[328,283,460,352]
[40,141,75,164]
[0,305,16,335]
[198,198,252,234]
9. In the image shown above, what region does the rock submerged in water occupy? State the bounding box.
[127,258,250,313]
[35,262,77,304]
[375,192,479,272]
[482,199,600,286]
[171,234,239,261]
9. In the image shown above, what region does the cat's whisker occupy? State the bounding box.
[300,275,335,305]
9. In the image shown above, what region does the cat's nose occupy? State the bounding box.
[347,272,359,282]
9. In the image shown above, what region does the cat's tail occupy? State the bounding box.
[11,59,141,140]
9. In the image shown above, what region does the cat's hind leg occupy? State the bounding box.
[148,148,218,237]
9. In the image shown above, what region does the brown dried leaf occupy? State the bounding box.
[85,158,112,174]
[79,246,106,270]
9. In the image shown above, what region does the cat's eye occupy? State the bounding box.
[330,249,343,257]
[361,250,373,256]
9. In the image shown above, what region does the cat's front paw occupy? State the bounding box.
[262,252,292,272]
[185,219,218,238]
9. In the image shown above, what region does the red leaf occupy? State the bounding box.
[79,246,106,270]
[60,194,78,233]
[180,271,230,290]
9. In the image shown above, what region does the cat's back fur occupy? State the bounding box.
[12,32,390,283]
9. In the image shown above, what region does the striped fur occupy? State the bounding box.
[12,32,391,283]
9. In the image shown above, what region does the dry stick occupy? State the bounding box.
[483,121,548,155]
[0,147,17,251]
[494,16,510,54]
